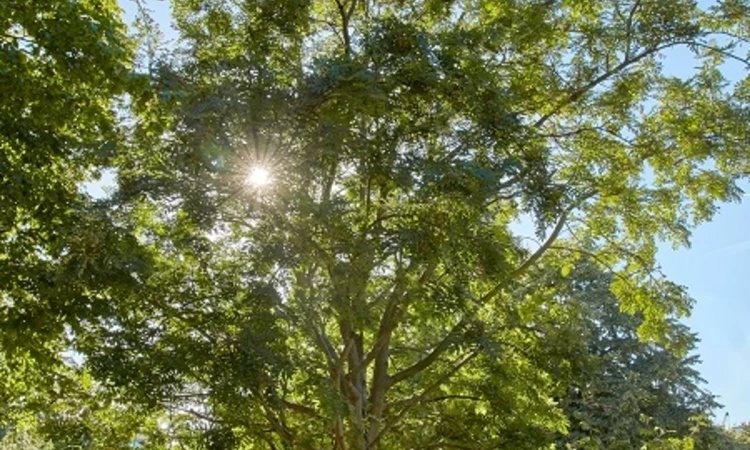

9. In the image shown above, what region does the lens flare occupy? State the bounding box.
[246,167,272,187]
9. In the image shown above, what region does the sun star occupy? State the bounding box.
[246,166,272,187]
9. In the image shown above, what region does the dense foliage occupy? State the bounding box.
[2,0,750,448]
[1,0,136,430]
[537,262,716,449]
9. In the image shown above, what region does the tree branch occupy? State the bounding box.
[366,351,479,449]
[389,318,467,386]
[534,44,668,129]
[478,190,596,304]
[334,0,353,56]
[685,40,750,67]
[624,0,642,59]
[282,400,323,419]
[385,395,482,411]
[350,260,433,378]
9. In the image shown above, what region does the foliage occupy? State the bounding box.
[0,0,135,371]
[0,426,52,450]
[520,261,717,449]
[2,0,750,449]
[0,0,156,446]
[686,420,750,450]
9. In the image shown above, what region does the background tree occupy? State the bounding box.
[0,427,51,450]
[517,260,718,450]
[0,0,134,359]
[3,0,750,449]
[685,420,750,450]
[0,0,161,445]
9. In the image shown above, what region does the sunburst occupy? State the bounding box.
[245,166,272,188]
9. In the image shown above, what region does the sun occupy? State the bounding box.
[245,166,272,187]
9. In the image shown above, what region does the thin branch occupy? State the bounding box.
[478,191,596,305]
[423,443,479,450]
[686,40,750,67]
[180,408,223,425]
[385,395,482,411]
[351,260,433,378]
[337,336,356,370]
[547,244,644,293]
[261,406,319,450]
[172,392,210,399]
[334,0,353,56]
[282,400,324,419]
[624,0,643,59]
[346,0,358,20]
[389,318,467,386]
[312,324,341,377]
[534,44,669,129]
[351,327,389,376]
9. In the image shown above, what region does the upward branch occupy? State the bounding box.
[534,44,670,129]
[366,351,480,449]
[388,318,468,386]
[334,0,357,56]
[479,191,597,305]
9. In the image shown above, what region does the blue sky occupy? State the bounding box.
[660,197,750,425]
[115,0,749,425]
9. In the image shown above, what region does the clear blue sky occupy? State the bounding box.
[115,0,749,425]
[659,196,750,425]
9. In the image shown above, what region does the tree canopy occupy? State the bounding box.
[537,261,717,449]
[2,0,750,449]
[1,0,138,430]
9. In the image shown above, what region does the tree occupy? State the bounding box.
[518,260,718,449]
[0,1,168,447]
[3,0,750,448]
[685,421,750,450]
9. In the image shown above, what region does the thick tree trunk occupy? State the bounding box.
[366,334,390,449]
[339,322,368,450]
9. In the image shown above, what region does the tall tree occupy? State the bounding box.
[106,0,750,447]
[0,0,140,430]
[3,0,750,449]
[688,421,750,450]
[518,260,718,450]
